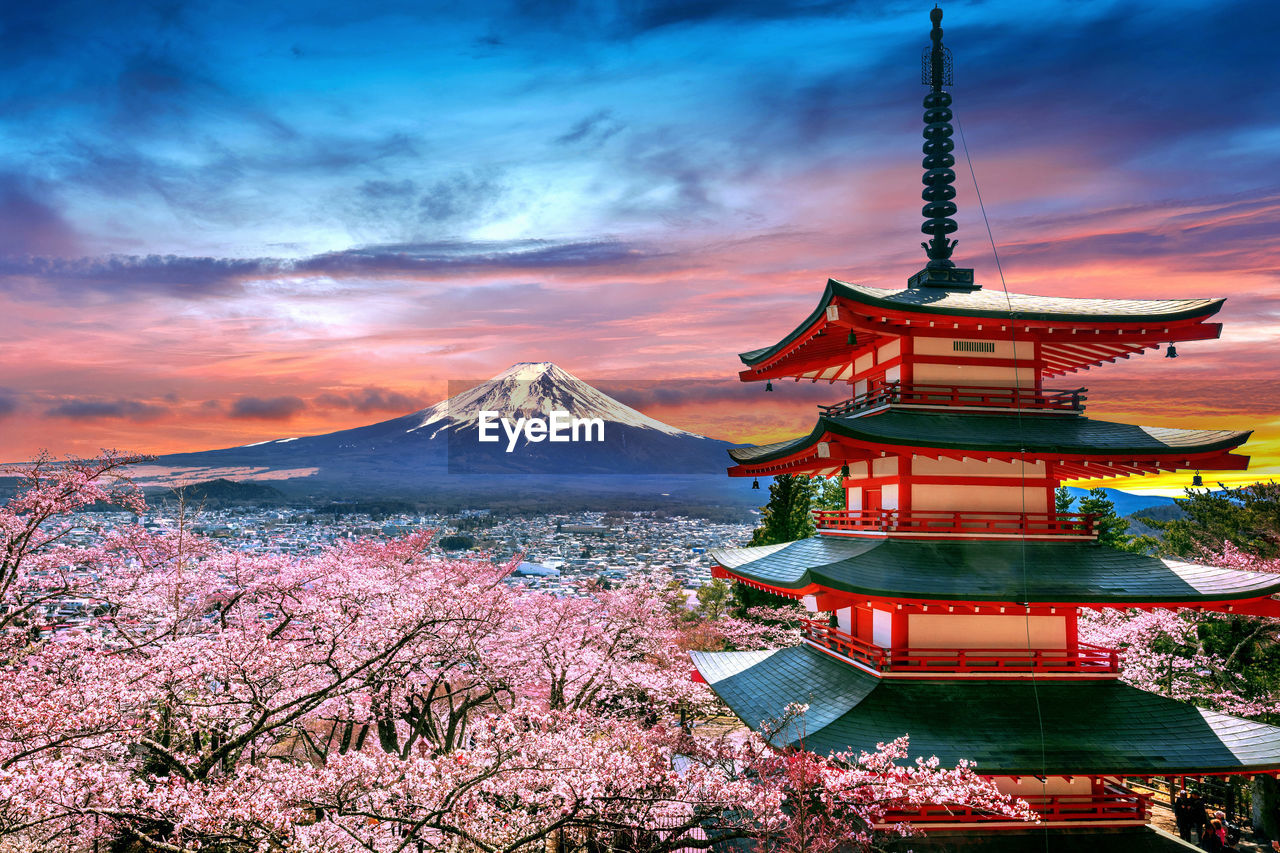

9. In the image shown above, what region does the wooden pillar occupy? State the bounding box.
[892,606,909,651]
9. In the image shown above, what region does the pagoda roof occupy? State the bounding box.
[690,644,1280,776]
[739,279,1224,367]
[710,537,1280,606]
[727,409,1249,466]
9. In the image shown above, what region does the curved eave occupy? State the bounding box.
[709,537,1280,609]
[691,644,1280,776]
[738,279,1225,381]
[739,279,846,367]
[726,412,1251,476]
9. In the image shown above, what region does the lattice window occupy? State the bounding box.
[952,340,995,353]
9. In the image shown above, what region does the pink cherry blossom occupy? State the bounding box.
[0,454,1031,852]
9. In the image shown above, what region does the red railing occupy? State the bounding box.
[812,509,1098,538]
[881,785,1149,825]
[804,619,887,670]
[819,382,1085,417]
[802,620,1121,674]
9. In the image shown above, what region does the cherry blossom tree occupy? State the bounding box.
[1080,606,1280,718]
[1079,496,1280,722]
[0,450,148,633]
[0,454,1031,853]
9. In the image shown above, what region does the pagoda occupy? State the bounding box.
[690,7,1280,840]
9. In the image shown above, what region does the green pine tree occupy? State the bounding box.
[812,475,846,513]
[1055,486,1075,514]
[1139,481,1280,561]
[694,578,733,620]
[748,474,817,546]
[1056,486,1137,550]
[733,475,819,615]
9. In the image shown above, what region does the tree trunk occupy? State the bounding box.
[377,715,399,754]
[1251,775,1279,836]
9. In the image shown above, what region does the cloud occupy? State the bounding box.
[506,0,862,38]
[0,174,81,257]
[358,179,415,201]
[112,52,203,130]
[0,394,16,418]
[1086,378,1280,419]
[556,109,624,147]
[315,387,421,413]
[347,172,508,240]
[625,0,859,32]
[603,138,720,224]
[45,398,168,422]
[0,254,274,298]
[950,1,1279,170]
[0,1,197,76]
[0,238,664,301]
[598,378,835,410]
[229,395,307,420]
[991,192,1280,278]
[296,238,664,276]
[417,170,505,224]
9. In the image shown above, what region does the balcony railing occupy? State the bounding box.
[802,620,1122,675]
[803,619,887,670]
[819,382,1086,417]
[812,509,1099,538]
[881,785,1150,825]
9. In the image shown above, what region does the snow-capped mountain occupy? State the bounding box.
[408,362,694,440]
[149,363,743,501]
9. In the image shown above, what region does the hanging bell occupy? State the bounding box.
[1192,471,1203,487]
[840,463,851,479]
[751,478,760,490]
[765,381,773,392]
[847,331,858,346]
[1165,343,1178,359]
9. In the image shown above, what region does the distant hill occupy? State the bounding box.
[153,478,286,507]
[1124,501,1188,538]
[1062,486,1179,516]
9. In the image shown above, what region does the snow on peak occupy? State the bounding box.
[492,361,562,381]
[407,362,697,437]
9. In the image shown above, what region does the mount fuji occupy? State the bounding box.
[147,363,749,505]
[408,362,699,450]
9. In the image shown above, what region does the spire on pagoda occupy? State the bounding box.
[908,6,978,291]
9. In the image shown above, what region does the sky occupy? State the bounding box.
[1,0,1278,494]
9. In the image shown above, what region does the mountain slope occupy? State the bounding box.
[150,363,746,502]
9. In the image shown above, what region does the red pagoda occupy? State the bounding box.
[690,7,1280,843]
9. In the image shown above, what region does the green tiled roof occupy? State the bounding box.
[740,279,1224,366]
[691,644,1280,775]
[727,410,1249,464]
[710,537,1280,604]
